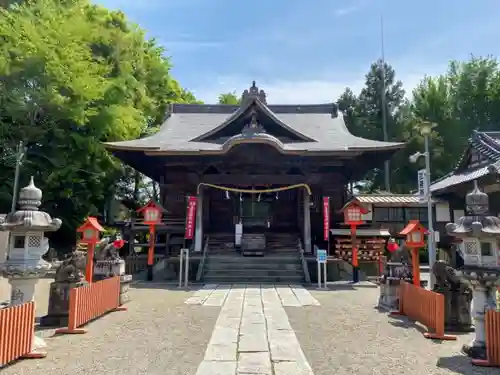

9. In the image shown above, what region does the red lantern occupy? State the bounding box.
[77,217,104,245]
[399,220,427,248]
[340,199,369,226]
[399,220,427,287]
[136,201,164,281]
[77,217,104,283]
[136,200,163,225]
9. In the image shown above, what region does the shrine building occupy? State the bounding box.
[104,82,404,282]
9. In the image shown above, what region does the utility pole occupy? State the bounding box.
[11,141,26,213]
[380,15,390,192]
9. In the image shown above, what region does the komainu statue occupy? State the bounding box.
[54,250,87,283]
[432,260,473,332]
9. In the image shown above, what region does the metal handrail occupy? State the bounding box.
[299,238,311,283]
[196,235,209,281]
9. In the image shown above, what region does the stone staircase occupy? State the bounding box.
[203,232,304,283]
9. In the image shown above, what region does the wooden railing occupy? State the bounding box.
[391,281,456,340]
[0,301,42,366]
[472,310,500,367]
[55,276,126,335]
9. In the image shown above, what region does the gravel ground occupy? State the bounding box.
[1,280,219,375]
[2,277,500,375]
[287,284,499,375]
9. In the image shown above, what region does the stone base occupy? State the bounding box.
[378,280,400,311]
[120,274,132,305]
[39,280,87,327]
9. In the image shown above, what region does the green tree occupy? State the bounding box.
[0,0,197,247]
[339,61,407,192]
[412,56,500,180]
[218,92,241,105]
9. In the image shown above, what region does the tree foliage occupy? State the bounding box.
[337,56,500,194]
[218,92,241,105]
[0,0,197,247]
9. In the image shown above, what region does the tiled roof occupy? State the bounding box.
[355,194,439,205]
[430,130,500,193]
[104,101,404,154]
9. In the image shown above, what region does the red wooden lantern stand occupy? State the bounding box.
[340,200,369,283]
[137,201,163,281]
[77,217,104,283]
[399,220,427,287]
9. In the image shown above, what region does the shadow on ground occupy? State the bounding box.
[436,355,495,375]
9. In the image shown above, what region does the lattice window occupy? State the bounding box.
[28,235,41,248]
[465,241,478,254]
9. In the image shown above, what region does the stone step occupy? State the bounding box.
[203,275,304,283]
[205,263,302,271]
[206,257,300,264]
[205,269,303,277]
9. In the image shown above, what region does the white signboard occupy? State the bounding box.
[417,169,428,202]
[235,223,243,246]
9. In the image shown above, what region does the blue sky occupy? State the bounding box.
[97,0,500,104]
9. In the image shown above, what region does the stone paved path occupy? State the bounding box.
[1,278,498,375]
[191,284,319,374]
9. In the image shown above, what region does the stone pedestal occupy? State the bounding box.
[39,280,87,327]
[378,278,401,311]
[434,286,473,332]
[459,268,500,360]
[94,259,126,278]
[378,261,412,311]
[120,274,132,305]
[93,259,131,306]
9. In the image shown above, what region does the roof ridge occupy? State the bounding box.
[170,103,337,115]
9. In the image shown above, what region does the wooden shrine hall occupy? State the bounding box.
[104,82,404,262]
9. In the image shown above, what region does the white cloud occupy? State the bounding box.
[190,61,448,104]
[335,6,359,17]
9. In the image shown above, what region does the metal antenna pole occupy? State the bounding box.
[11,141,24,213]
[380,15,390,192]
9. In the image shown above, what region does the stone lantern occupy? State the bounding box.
[445,180,500,360]
[0,176,62,354]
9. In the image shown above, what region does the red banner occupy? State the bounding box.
[323,197,330,241]
[185,196,197,239]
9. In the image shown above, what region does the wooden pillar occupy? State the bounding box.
[303,189,312,253]
[194,187,204,252]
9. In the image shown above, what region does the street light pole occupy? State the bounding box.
[424,132,436,289]
[409,120,436,289]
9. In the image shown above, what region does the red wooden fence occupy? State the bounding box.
[391,281,456,340]
[472,310,500,367]
[0,301,43,366]
[56,276,126,335]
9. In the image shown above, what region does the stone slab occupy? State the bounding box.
[204,286,231,306]
[273,361,314,375]
[275,286,301,307]
[204,342,238,361]
[209,327,239,344]
[237,352,272,375]
[195,360,237,375]
[238,332,269,352]
[184,284,218,304]
[290,285,320,306]
[268,330,304,361]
